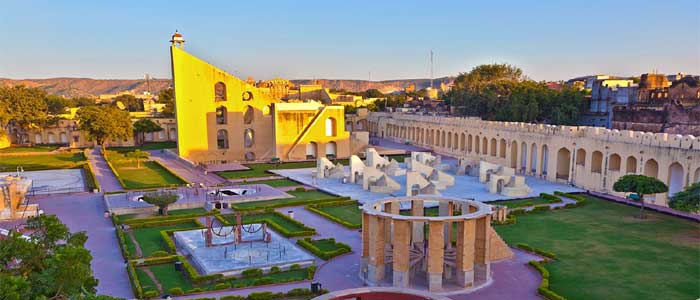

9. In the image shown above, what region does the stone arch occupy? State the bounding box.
[35,133,42,144]
[520,142,528,171]
[460,133,465,151]
[216,106,227,124]
[667,162,684,197]
[244,128,254,148]
[467,134,473,152]
[325,117,337,137]
[454,132,459,149]
[644,159,659,178]
[474,135,480,154]
[591,151,603,173]
[609,154,621,171]
[626,156,638,173]
[556,147,571,180]
[214,82,226,101]
[490,138,497,156]
[169,128,177,140]
[325,141,337,158]
[694,167,700,183]
[496,178,505,193]
[482,137,488,154]
[530,143,538,173]
[243,105,254,124]
[306,142,318,159]
[576,148,586,166]
[59,132,67,144]
[499,138,507,158]
[47,132,56,144]
[541,144,549,175]
[510,140,518,168]
[217,129,229,149]
[447,132,452,149]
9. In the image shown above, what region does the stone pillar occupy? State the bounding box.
[367,215,386,283]
[455,219,476,287]
[427,220,444,292]
[361,212,370,278]
[443,202,454,280]
[474,215,491,283]
[411,200,424,243]
[392,219,411,288]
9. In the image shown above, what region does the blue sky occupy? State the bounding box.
[1,0,698,81]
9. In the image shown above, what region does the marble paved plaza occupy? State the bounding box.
[0,169,87,195]
[272,163,581,204]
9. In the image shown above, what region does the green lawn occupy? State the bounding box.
[0,145,60,153]
[135,267,161,294]
[128,221,200,257]
[221,212,313,236]
[305,238,345,252]
[148,263,195,292]
[494,196,699,300]
[316,204,362,226]
[239,178,301,187]
[487,197,558,208]
[231,190,340,210]
[0,152,86,171]
[118,208,208,222]
[108,141,177,152]
[106,150,185,189]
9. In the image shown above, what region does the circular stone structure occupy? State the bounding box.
[360,195,509,293]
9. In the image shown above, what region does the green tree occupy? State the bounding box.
[157,88,175,117]
[363,89,384,98]
[113,94,141,112]
[141,192,178,215]
[613,174,668,218]
[132,118,162,145]
[125,149,149,168]
[668,182,700,213]
[45,94,71,115]
[344,105,357,114]
[0,85,49,143]
[76,106,133,151]
[0,215,105,299]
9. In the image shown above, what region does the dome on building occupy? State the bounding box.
[171,30,184,42]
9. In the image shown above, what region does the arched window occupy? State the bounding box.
[591,151,603,173]
[325,141,337,158]
[244,128,254,148]
[217,129,229,149]
[325,118,337,137]
[47,133,56,144]
[59,132,68,144]
[306,142,318,159]
[35,133,42,144]
[216,106,227,124]
[169,128,177,140]
[243,106,254,124]
[215,82,227,101]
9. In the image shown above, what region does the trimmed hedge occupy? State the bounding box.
[81,161,100,191]
[169,287,184,295]
[516,243,556,259]
[529,260,567,300]
[554,191,586,206]
[220,296,245,300]
[232,196,351,211]
[297,237,352,260]
[126,262,143,299]
[143,290,158,298]
[119,209,217,225]
[176,255,224,284]
[232,211,316,237]
[114,225,131,259]
[540,193,563,204]
[133,255,178,266]
[306,200,362,229]
[127,217,203,229]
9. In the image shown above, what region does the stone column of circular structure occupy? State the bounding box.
[360,196,499,293]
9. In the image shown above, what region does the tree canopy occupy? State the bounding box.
[0,215,119,300]
[76,106,132,150]
[669,182,700,213]
[613,174,668,218]
[0,85,49,130]
[113,94,142,112]
[132,118,162,145]
[157,88,175,117]
[125,149,149,168]
[444,64,585,125]
[141,192,178,215]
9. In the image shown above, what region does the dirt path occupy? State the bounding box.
[126,230,144,257]
[140,267,164,294]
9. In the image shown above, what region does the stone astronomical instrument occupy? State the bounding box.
[360,196,512,292]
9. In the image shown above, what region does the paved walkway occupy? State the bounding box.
[86,147,123,192]
[149,150,228,186]
[25,193,133,298]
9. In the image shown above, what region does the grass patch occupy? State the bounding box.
[314,203,362,227]
[231,189,341,211]
[105,150,185,189]
[297,238,352,260]
[135,267,160,294]
[148,263,194,292]
[129,221,200,257]
[221,212,315,237]
[0,145,60,153]
[488,197,558,208]
[108,141,177,152]
[0,152,86,172]
[239,178,301,187]
[118,208,208,222]
[494,195,700,300]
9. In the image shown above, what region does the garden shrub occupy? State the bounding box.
[220,296,245,300]
[168,287,184,295]
[294,187,306,192]
[289,264,301,270]
[241,268,263,278]
[529,260,567,300]
[531,205,551,212]
[539,193,562,203]
[306,265,317,279]
[509,208,526,215]
[297,238,352,260]
[286,288,313,296]
[252,277,274,286]
[150,250,170,257]
[269,266,280,273]
[142,290,158,298]
[247,291,284,300]
[214,282,232,290]
[185,287,206,293]
[125,263,142,299]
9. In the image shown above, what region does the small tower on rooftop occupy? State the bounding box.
[170,30,185,48]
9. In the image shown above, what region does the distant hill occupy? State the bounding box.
[0,76,454,98]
